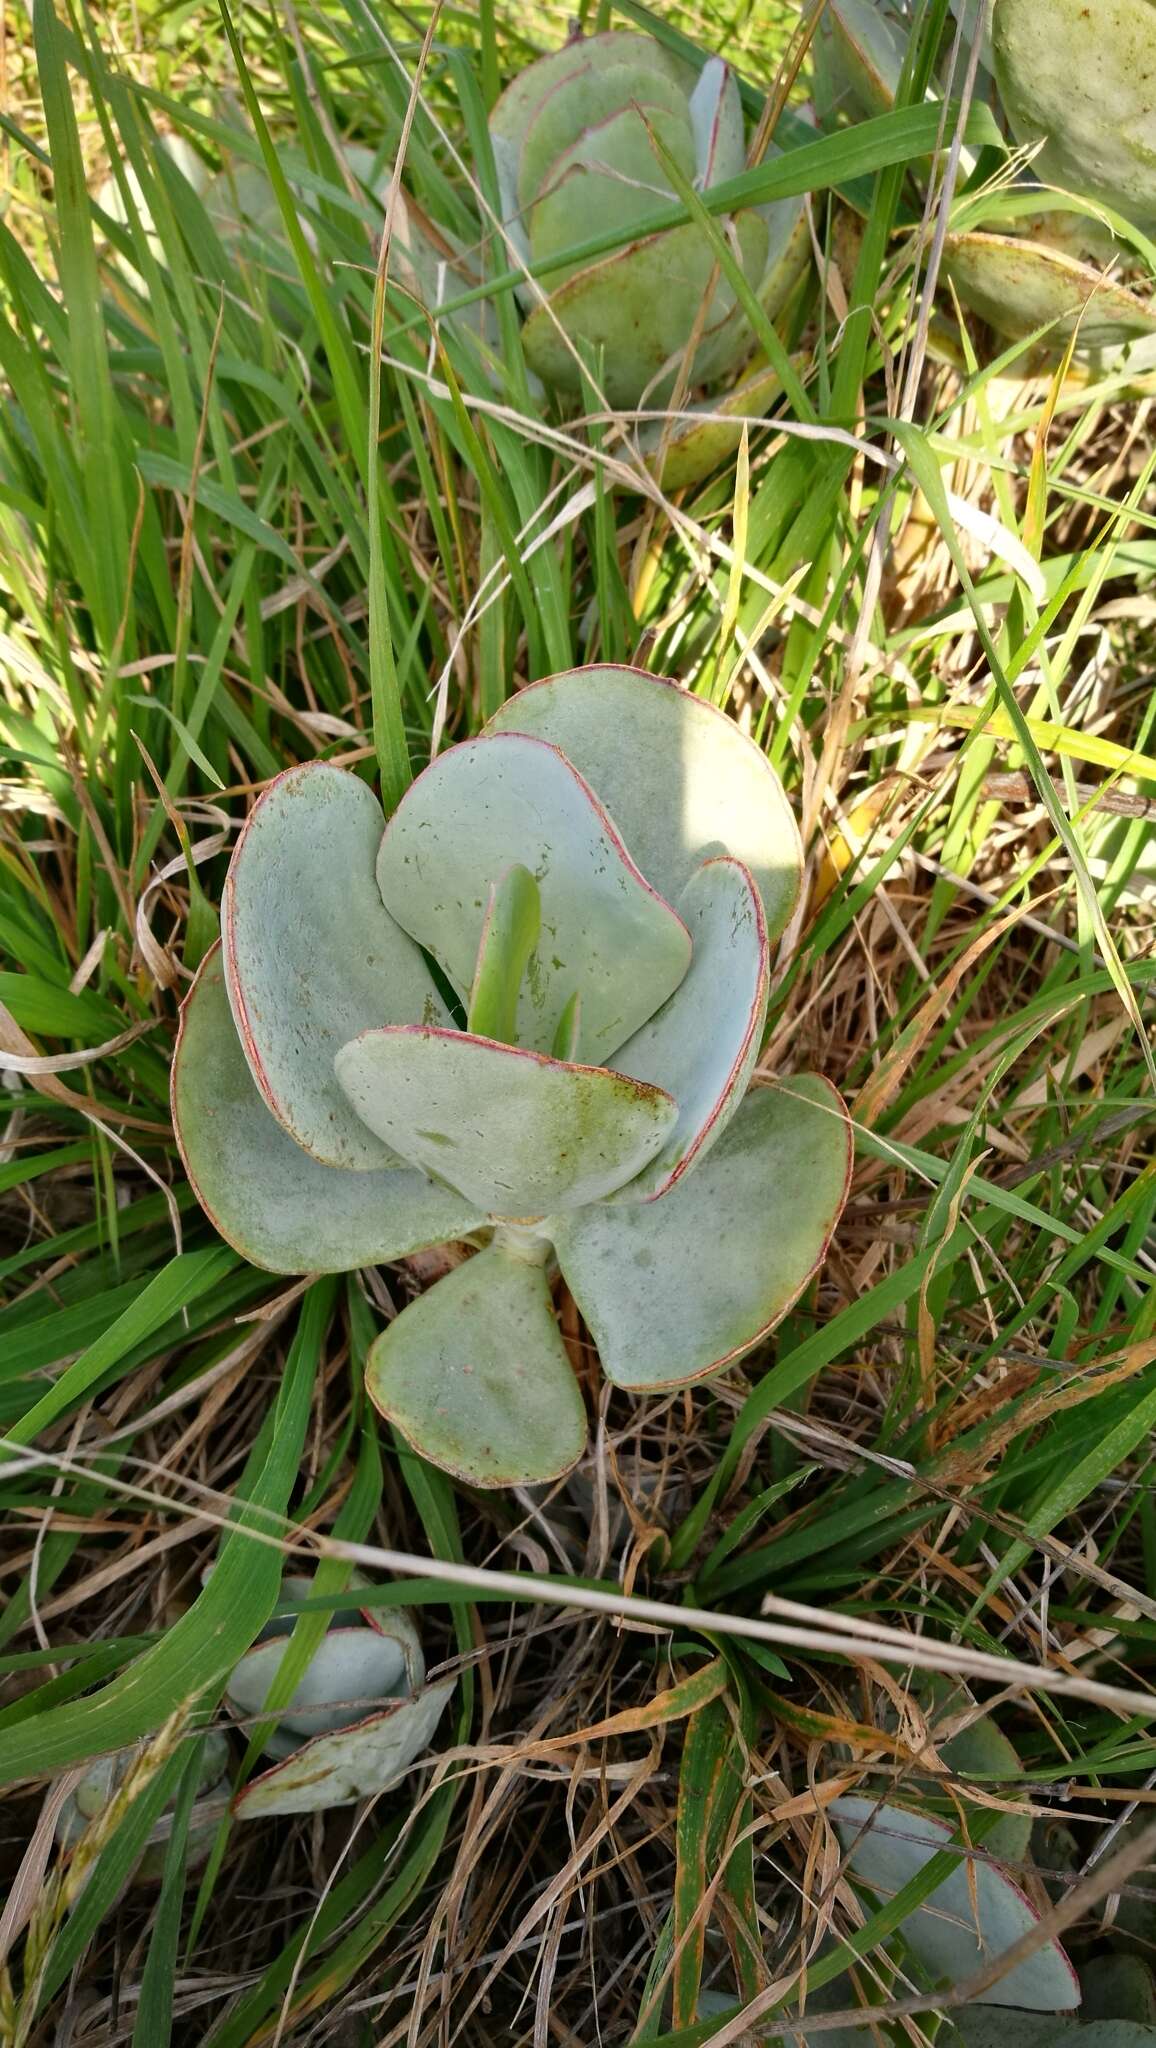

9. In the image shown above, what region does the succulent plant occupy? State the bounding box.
[55,1731,230,1883]
[224,1573,453,1818]
[816,0,1156,360]
[487,30,810,479]
[172,665,853,1489]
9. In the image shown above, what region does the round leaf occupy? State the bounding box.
[226,1626,417,1744]
[527,103,694,277]
[611,857,768,1199]
[222,762,451,1169]
[365,1241,588,1486]
[489,30,694,171]
[376,732,691,1063]
[521,215,769,409]
[994,0,1156,233]
[335,1025,677,1216]
[484,666,802,946]
[831,1795,1081,2011]
[233,1679,455,1818]
[172,948,482,1274]
[552,1077,852,1388]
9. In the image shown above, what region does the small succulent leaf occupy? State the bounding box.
[484,667,802,947]
[467,863,541,1045]
[376,733,691,1063]
[689,58,746,188]
[994,0,1156,233]
[833,0,909,116]
[222,761,451,1169]
[640,360,783,491]
[489,29,694,173]
[226,1627,417,1745]
[943,230,1156,347]
[335,1026,678,1216]
[756,190,812,318]
[519,64,691,214]
[552,1078,852,1388]
[831,1796,1081,2012]
[232,1678,455,1818]
[527,103,694,276]
[903,1674,1033,1867]
[611,857,768,1200]
[520,214,768,408]
[172,949,482,1273]
[261,1571,423,1678]
[365,1242,588,1487]
[551,990,582,1062]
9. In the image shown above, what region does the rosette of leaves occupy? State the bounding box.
[172,665,853,1489]
[487,30,811,485]
[55,1732,230,1884]
[224,1574,454,1819]
[815,0,1156,360]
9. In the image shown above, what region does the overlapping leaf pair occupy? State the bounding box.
[173,667,852,1488]
[487,31,810,481]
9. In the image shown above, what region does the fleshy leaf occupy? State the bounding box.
[490,30,694,173]
[527,102,694,277]
[639,361,784,490]
[815,0,909,119]
[376,732,691,1063]
[467,863,541,1044]
[552,1078,852,1388]
[831,1796,1080,2012]
[233,1679,455,1818]
[612,857,768,1199]
[226,1626,417,1744]
[943,230,1156,347]
[485,666,802,946]
[520,214,769,409]
[690,58,746,188]
[172,948,482,1273]
[222,762,450,1169]
[994,0,1156,233]
[334,1025,677,1216]
[365,1241,588,1486]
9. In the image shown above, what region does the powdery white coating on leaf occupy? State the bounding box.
[334,1026,677,1217]
[376,733,691,1064]
[484,665,802,948]
[222,761,451,1170]
[489,31,696,161]
[365,1242,588,1486]
[171,949,481,1274]
[611,856,768,1199]
[232,1680,455,1818]
[831,1795,1081,2011]
[552,1078,852,1388]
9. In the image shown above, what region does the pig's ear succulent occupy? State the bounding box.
[56,1731,230,1885]
[174,664,853,1491]
[226,1574,453,1819]
[813,0,911,122]
[993,0,1156,235]
[488,31,810,473]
